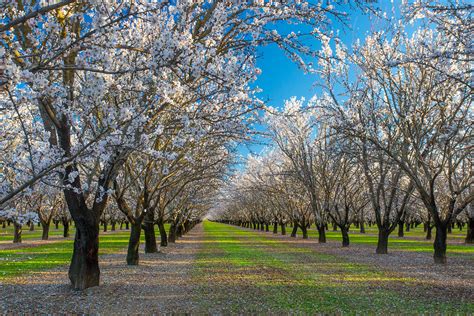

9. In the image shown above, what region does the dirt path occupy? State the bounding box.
[0,224,204,314]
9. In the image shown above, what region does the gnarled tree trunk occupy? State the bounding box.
[68,217,100,289]
[397,220,404,237]
[127,221,142,265]
[13,223,22,243]
[376,229,390,254]
[41,222,50,240]
[316,224,326,243]
[280,222,286,235]
[341,227,350,247]
[158,220,168,247]
[290,222,298,237]
[466,216,474,244]
[143,211,158,253]
[168,223,177,243]
[301,224,308,239]
[433,222,447,264]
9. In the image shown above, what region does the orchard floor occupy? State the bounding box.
[0,221,473,314]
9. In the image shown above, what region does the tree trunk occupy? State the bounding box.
[253,222,257,230]
[41,222,50,240]
[376,229,389,254]
[103,221,107,232]
[265,223,269,232]
[290,222,298,237]
[168,223,177,243]
[13,223,22,243]
[127,221,141,265]
[466,216,474,244]
[55,220,59,230]
[158,221,168,247]
[332,222,337,231]
[144,211,158,253]
[447,222,452,234]
[120,222,123,230]
[68,219,100,290]
[2,221,5,229]
[316,224,326,243]
[405,222,410,232]
[433,222,447,264]
[111,221,116,231]
[177,225,183,238]
[280,222,286,235]
[63,219,70,238]
[301,225,308,239]
[273,222,278,234]
[29,221,35,231]
[125,221,129,230]
[397,220,404,237]
[359,220,365,234]
[426,225,432,240]
[341,227,350,247]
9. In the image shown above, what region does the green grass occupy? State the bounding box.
[194,221,474,314]
[0,224,169,280]
[304,225,474,258]
[0,223,75,241]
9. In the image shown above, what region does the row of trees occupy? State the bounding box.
[0,0,368,290]
[215,2,473,264]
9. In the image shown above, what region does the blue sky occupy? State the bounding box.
[237,2,400,160]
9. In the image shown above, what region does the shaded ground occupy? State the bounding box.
[0,222,473,314]
[0,226,202,314]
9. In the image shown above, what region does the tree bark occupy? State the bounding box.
[316,224,326,243]
[41,222,50,240]
[466,216,474,244]
[433,222,447,264]
[426,224,432,240]
[55,220,59,230]
[125,221,129,230]
[398,220,404,237]
[376,229,390,254]
[273,222,278,234]
[127,221,141,265]
[265,223,269,232]
[280,222,286,235]
[341,227,350,247]
[301,225,308,239]
[68,218,100,289]
[143,211,158,253]
[29,221,35,231]
[13,223,22,243]
[158,220,168,247]
[359,220,365,234]
[290,222,298,237]
[103,221,107,232]
[111,221,116,231]
[63,219,70,238]
[168,223,177,243]
[177,224,183,238]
